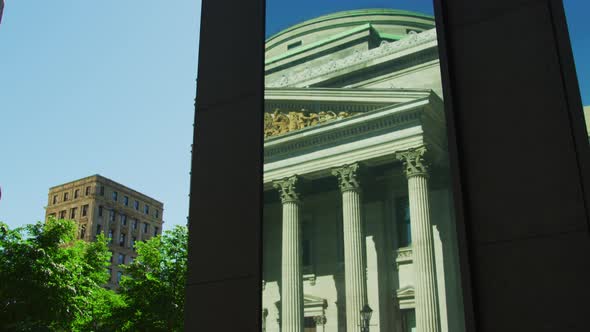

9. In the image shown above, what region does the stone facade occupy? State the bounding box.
[263,9,464,332]
[45,174,164,289]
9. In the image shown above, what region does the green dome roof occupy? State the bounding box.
[266,8,435,43]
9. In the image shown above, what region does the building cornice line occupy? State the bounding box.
[264,97,435,162]
[265,28,437,88]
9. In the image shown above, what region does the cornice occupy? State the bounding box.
[265,28,437,88]
[264,97,430,163]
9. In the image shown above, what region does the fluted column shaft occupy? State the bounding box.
[274,176,304,332]
[397,147,441,332]
[332,163,367,332]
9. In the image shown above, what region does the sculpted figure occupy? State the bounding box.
[264,113,274,137]
[287,112,301,131]
[320,111,337,122]
[274,110,290,134]
[303,112,319,126]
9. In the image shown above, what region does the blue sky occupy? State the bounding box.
[0,1,588,231]
[0,1,202,230]
[564,1,590,104]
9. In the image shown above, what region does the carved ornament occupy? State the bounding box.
[332,163,361,192]
[396,146,429,178]
[313,315,327,325]
[264,109,359,138]
[273,176,301,203]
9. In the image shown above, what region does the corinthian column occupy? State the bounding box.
[332,163,367,332]
[396,146,441,332]
[273,176,304,332]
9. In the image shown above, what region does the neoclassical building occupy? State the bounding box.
[263,9,464,332]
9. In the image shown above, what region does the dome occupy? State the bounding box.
[265,8,435,63]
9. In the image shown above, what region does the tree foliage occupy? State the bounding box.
[114,225,188,332]
[0,218,121,331]
[0,220,188,331]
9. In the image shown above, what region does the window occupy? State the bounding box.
[116,271,122,284]
[85,186,90,196]
[59,210,66,219]
[155,209,159,218]
[303,317,316,330]
[74,189,79,199]
[52,195,58,205]
[124,196,129,206]
[112,191,118,201]
[153,227,159,236]
[109,251,114,263]
[396,196,412,248]
[119,234,126,247]
[108,229,113,242]
[118,253,125,265]
[120,214,127,226]
[109,210,115,222]
[99,186,105,196]
[98,205,103,217]
[143,222,148,233]
[48,213,56,219]
[79,226,86,239]
[63,192,69,201]
[132,219,138,230]
[400,309,416,332]
[287,40,302,50]
[82,204,89,217]
[131,236,137,249]
[144,204,149,215]
[96,224,102,236]
[70,207,77,219]
[134,200,139,210]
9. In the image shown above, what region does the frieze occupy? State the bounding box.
[264,109,361,138]
[266,28,437,88]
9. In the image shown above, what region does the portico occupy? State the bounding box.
[262,9,464,332]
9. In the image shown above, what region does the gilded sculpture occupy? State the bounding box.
[264,108,358,138]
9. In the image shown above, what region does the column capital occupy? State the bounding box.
[332,163,361,192]
[396,146,430,179]
[313,315,327,326]
[273,176,302,204]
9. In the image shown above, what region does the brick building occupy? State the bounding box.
[45,174,164,289]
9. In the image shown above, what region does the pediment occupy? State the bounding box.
[304,294,328,308]
[264,87,433,139]
[396,286,415,299]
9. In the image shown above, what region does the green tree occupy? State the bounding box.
[114,225,188,332]
[0,218,121,331]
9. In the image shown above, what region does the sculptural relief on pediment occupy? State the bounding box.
[264,108,361,138]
